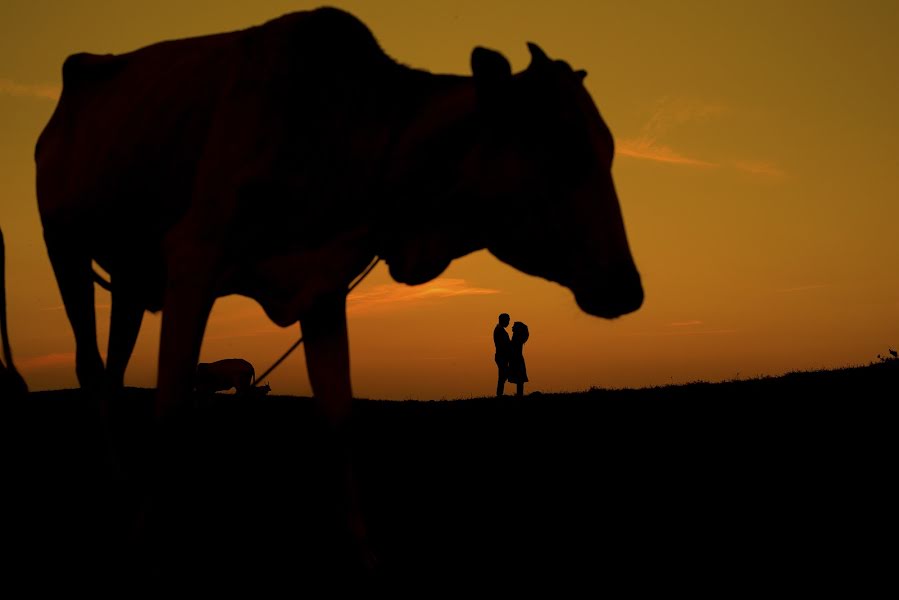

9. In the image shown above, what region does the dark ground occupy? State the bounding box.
[8,362,896,592]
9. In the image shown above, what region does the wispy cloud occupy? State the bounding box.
[18,352,75,370]
[667,320,703,327]
[348,278,499,315]
[776,284,828,293]
[644,100,727,131]
[0,78,60,101]
[618,98,722,168]
[618,97,784,177]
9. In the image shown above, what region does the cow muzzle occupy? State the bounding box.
[573,262,644,319]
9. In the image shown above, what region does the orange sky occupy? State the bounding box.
[2,1,898,398]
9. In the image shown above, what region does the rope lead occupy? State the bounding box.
[253,256,381,386]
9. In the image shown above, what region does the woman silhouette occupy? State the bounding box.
[507,322,529,397]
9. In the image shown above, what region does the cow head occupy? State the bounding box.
[470,43,643,318]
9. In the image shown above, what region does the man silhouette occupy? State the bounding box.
[494,313,511,396]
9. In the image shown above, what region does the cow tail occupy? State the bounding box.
[0,226,28,393]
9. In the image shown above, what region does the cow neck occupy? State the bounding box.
[389,75,477,170]
[374,75,488,284]
[381,75,481,227]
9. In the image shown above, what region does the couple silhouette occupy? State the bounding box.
[493,313,529,397]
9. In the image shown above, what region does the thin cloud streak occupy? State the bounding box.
[205,329,282,341]
[776,284,828,293]
[623,329,738,337]
[18,352,75,370]
[618,138,717,168]
[42,303,110,311]
[734,160,786,178]
[667,320,703,327]
[0,78,60,100]
[348,278,499,315]
[38,302,112,312]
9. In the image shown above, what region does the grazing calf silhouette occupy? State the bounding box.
[195,358,255,394]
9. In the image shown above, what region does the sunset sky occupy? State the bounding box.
[2,0,897,399]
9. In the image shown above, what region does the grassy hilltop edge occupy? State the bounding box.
[11,359,894,589]
[23,357,898,403]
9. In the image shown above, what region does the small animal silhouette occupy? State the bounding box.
[1,226,28,399]
[195,358,256,394]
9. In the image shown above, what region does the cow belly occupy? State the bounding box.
[228,231,375,327]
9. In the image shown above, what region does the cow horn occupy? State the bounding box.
[526,42,550,67]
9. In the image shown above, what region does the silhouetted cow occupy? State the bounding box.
[35,7,643,565]
[195,358,255,394]
[1,227,28,399]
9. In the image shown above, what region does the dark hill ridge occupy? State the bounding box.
[10,362,894,591]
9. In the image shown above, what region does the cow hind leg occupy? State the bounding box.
[107,289,144,391]
[302,293,374,572]
[44,228,105,393]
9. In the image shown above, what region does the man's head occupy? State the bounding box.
[498,313,510,328]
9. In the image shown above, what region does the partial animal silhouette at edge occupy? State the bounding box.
[1,226,28,399]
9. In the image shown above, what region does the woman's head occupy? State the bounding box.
[512,321,529,343]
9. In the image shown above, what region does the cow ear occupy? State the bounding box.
[471,47,511,103]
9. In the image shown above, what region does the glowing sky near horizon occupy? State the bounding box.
[1,0,898,399]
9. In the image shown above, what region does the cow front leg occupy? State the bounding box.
[44,228,104,394]
[303,294,353,426]
[301,293,373,571]
[156,243,217,419]
[138,242,217,568]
